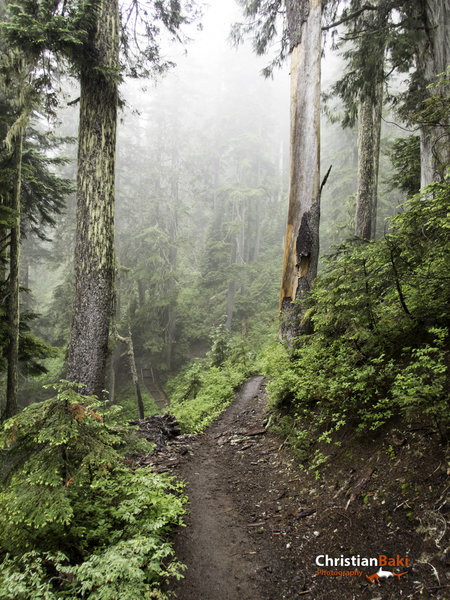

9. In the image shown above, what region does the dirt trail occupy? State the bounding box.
[167,376,447,600]
[169,376,304,600]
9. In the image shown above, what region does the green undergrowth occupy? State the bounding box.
[167,327,254,432]
[0,382,186,599]
[17,349,66,407]
[115,379,161,421]
[262,180,450,473]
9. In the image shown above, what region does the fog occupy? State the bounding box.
[20,0,403,402]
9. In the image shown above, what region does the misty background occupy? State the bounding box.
[21,0,404,412]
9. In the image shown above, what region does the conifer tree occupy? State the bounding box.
[412,0,449,186]
[65,0,120,396]
[4,125,22,418]
[0,47,37,417]
[0,3,73,416]
[0,98,72,418]
[353,8,387,240]
[2,0,200,396]
[331,0,449,189]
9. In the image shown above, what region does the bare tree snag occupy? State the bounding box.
[280,0,322,342]
[66,0,119,396]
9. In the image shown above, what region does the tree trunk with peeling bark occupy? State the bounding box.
[279,0,321,342]
[66,0,119,397]
[354,78,383,240]
[417,0,450,187]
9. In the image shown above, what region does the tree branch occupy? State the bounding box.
[320,164,332,195]
[389,248,412,317]
[322,4,378,31]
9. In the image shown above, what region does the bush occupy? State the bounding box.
[167,329,254,432]
[262,180,450,459]
[169,361,249,432]
[0,382,186,599]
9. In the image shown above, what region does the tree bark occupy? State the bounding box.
[354,77,383,240]
[371,79,382,236]
[225,230,237,331]
[417,0,450,187]
[279,0,321,342]
[164,149,179,370]
[66,0,119,397]
[5,131,23,420]
[116,328,145,419]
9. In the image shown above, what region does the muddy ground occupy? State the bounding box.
[153,376,449,600]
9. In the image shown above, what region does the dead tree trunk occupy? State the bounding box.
[279,0,322,342]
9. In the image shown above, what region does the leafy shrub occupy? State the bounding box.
[169,361,249,432]
[167,330,253,432]
[114,379,161,421]
[0,382,186,599]
[262,180,450,458]
[391,327,449,436]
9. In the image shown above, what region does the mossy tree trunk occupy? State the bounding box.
[279,0,321,342]
[116,327,144,419]
[5,130,23,419]
[417,0,449,187]
[66,0,119,397]
[354,77,383,240]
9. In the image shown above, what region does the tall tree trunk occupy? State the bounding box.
[137,279,145,307]
[164,149,179,370]
[108,341,121,404]
[354,78,383,240]
[66,0,119,397]
[417,0,450,187]
[252,199,261,262]
[225,233,237,331]
[371,79,383,237]
[5,131,23,419]
[280,0,321,342]
[116,328,145,419]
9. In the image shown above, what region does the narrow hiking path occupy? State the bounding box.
[164,376,446,600]
[169,376,309,600]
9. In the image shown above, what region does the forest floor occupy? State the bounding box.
[151,376,449,600]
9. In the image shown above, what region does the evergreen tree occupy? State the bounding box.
[412,0,449,186]
[2,0,200,396]
[351,5,387,240]
[323,1,398,240]
[0,109,73,419]
[65,0,120,396]
[343,0,449,187]
[0,41,41,417]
